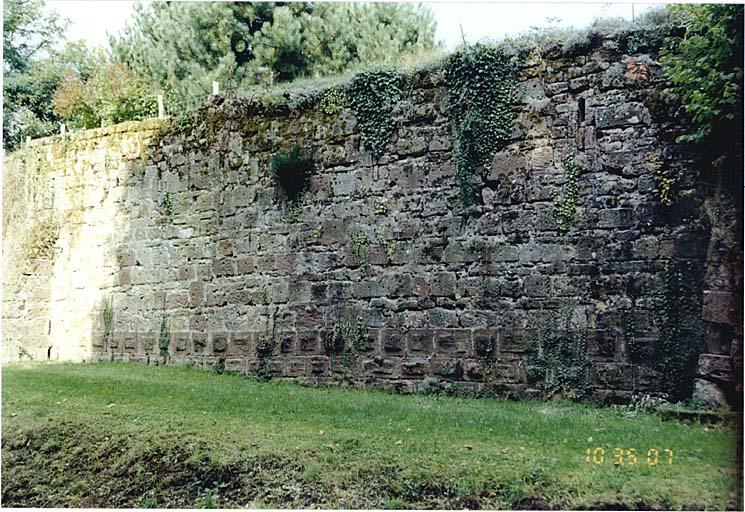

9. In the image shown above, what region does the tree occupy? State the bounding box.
[3,0,67,149]
[660,4,743,173]
[109,2,439,104]
[109,1,266,104]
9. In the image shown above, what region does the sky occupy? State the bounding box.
[49,0,666,51]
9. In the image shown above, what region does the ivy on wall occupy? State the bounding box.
[320,87,347,115]
[445,44,518,207]
[101,297,114,349]
[326,315,369,382]
[657,258,705,402]
[552,156,580,235]
[528,312,591,401]
[159,317,170,358]
[348,70,402,160]
[256,338,276,381]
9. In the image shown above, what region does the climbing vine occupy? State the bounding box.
[657,258,704,402]
[326,316,369,381]
[528,312,592,401]
[624,299,641,362]
[348,70,402,160]
[160,191,173,218]
[377,233,396,264]
[256,338,276,381]
[350,229,371,266]
[653,165,677,206]
[159,317,170,358]
[101,297,114,348]
[478,336,501,398]
[445,43,518,207]
[552,156,580,235]
[320,87,347,115]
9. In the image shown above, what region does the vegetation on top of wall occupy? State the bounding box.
[492,7,681,59]
[347,69,402,160]
[319,86,347,115]
[269,145,315,205]
[657,258,705,402]
[444,43,518,208]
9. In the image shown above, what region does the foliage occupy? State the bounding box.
[659,4,743,172]
[52,61,157,129]
[445,43,518,207]
[158,317,170,357]
[648,155,678,206]
[256,338,275,381]
[657,259,705,402]
[110,2,437,108]
[3,0,67,149]
[101,297,114,348]
[552,156,581,235]
[329,316,368,381]
[529,312,591,401]
[2,363,738,510]
[376,233,396,264]
[624,298,640,363]
[347,70,402,160]
[268,145,315,205]
[23,218,59,259]
[350,229,371,266]
[417,377,457,397]
[319,87,346,115]
[159,192,173,219]
[3,0,66,73]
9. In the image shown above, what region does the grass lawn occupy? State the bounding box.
[1,362,740,509]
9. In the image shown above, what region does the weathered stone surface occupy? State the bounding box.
[2,35,738,403]
[697,354,733,383]
[692,379,728,408]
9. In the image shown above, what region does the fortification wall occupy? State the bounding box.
[3,35,740,403]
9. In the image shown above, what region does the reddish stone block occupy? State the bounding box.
[407,329,434,355]
[435,329,471,356]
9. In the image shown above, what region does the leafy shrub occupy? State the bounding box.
[268,145,314,205]
[660,4,743,172]
[417,377,456,397]
[52,62,157,129]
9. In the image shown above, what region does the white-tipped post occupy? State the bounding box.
[157,94,165,119]
[212,81,219,95]
[60,123,66,136]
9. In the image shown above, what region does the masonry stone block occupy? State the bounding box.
[3,38,733,405]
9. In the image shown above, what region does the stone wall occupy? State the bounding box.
[3,34,741,404]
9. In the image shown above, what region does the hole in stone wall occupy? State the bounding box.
[47,346,52,360]
[578,98,586,125]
